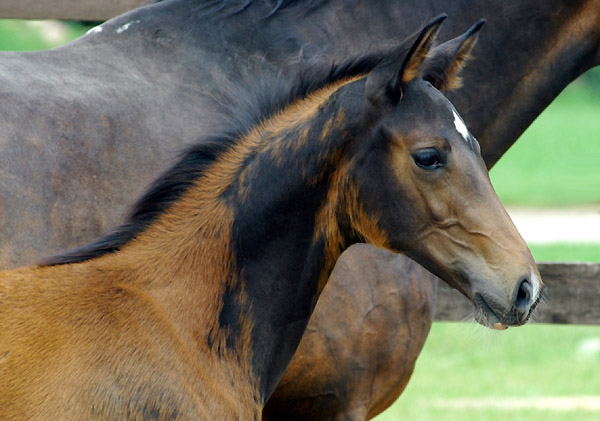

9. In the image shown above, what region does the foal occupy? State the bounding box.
[0,16,540,419]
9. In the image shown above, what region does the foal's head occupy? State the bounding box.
[348,17,541,329]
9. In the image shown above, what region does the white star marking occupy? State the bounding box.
[453,109,470,143]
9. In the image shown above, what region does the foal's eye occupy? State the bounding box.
[412,148,446,170]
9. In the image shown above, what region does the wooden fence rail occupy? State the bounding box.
[0,0,149,21]
[436,262,600,324]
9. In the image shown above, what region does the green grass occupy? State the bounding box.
[0,20,88,51]
[530,243,600,263]
[378,407,599,421]
[488,77,600,263]
[375,322,600,421]
[490,82,600,207]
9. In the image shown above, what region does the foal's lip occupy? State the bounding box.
[474,292,505,329]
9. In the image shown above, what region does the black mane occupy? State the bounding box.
[43,39,413,266]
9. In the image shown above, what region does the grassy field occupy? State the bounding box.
[490,75,600,264]
[489,82,600,207]
[375,322,600,421]
[530,243,600,263]
[0,19,88,51]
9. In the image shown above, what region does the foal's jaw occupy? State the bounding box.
[410,234,543,329]
[410,194,544,330]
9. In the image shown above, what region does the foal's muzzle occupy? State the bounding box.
[474,274,543,329]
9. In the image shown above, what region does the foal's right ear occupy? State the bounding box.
[366,14,446,106]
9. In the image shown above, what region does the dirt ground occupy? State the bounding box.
[507,206,600,244]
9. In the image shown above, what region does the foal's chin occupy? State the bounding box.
[436,266,544,331]
[472,286,544,330]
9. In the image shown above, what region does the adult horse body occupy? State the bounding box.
[0,21,541,418]
[1,0,599,270]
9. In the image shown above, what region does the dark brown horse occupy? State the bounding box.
[1,0,598,270]
[0,19,541,418]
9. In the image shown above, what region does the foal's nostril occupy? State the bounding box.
[514,277,533,311]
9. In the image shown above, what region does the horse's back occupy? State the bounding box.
[0,35,215,269]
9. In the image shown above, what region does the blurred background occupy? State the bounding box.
[3,18,599,421]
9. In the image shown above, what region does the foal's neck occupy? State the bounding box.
[108,76,372,403]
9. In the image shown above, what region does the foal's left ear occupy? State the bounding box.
[422,19,485,90]
[399,15,447,84]
[366,14,446,105]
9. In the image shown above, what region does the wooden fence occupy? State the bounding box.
[0,0,151,21]
[2,2,599,325]
[436,262,600,324]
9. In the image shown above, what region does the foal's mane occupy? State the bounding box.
[43,40,414,266]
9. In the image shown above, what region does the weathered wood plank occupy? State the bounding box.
[0,0,152,21]
[435,262,600,325]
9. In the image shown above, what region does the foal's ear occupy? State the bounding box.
[366,14,446,105]
[400,14,447,84]
[422,19,485,90]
